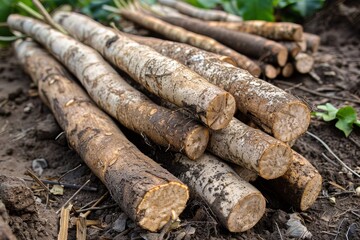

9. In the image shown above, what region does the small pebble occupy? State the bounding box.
[23,103,34,114]
[356,186,360,197]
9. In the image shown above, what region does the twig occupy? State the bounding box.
[25,169,50,192]
[81,192,109,218]
[102,5,121,14]
[309,70,323,84]
[56,179,91,214]
[275,222,284,240]
[346,223,356,240]
[334,218,346,240]
[16,2,44,20]
[0,35,26,41]
[275,80,360,104]
[306,131,360,178]
[322,153,340,167]
[76,204,118,213]
[23,178,97,191]
[0,120,9,135]
[32,0,67,34]
[58,203,73,240]
[58,164,82,184]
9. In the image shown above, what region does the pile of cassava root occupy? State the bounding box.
[8,2,322,234]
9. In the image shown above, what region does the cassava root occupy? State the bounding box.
[15,39,189,231]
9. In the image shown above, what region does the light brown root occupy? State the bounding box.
[295,53,314,74]
[304,32,320,53]
[137,182,189,231]
[184,126,210,160]
[281,62,294,78]
[272,101,310,142]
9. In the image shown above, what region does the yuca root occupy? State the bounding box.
[207,21,303,41]
[53,11,235,130]
[304,32,321,53]
[232,165,259,182]
[125,33,236,66]
[159,15,288,66]
[265,151,322,211]
[294,52,315,74]
[170,153,266,232]
[279,41,301,57]
[256,61,279,79]
[118,10,261,76]
[281,62,294,78]
[208,118,293,179]
[7,14,209,159]
[124,34,310,142]
[15,39,189,231]
[158,0,242,22]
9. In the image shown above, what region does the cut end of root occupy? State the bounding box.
[293,27,303,42]
[219,56,237,66]
[227,192,266,232]
[248,64,262,78]
[258,143,293,179]
[272,101,311,142]
[264,64,278,79]
[277,47,288,67]
[137,182,189,232]
[206,92,236,130]
[184,126,209,160]
[295,53,314,74]
[282,63,294,78]
[300,173,322,211]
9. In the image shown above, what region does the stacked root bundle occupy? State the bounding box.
[139,2,320,79]
[8,5,322,234]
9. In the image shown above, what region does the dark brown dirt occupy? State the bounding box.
[1,1,360,239]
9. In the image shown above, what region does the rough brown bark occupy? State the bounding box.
[53,11,236,130]
[304,32,321,53]
[158,0,242,21]
[8,14,209,160]
[207,21,303,41]
[232,165,258,182]
[265,151,322,211]
[281,62,294,78]
[159,15,288,66]
[279,41,301,57]
[208,118,293,179]
[294,53,315,74]
[118,10,261,76]
[124,34,310,142]
[169,153,266,232]
[15,39,189,232]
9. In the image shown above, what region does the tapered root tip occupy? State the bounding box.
[272,102,311,142]
[227,192,266,232]
[277,47,288,67]
[300,173,322,211]
[206,92,236,130]
[184,126,209,160]
[137,182,189,232]
[258,143,293,179]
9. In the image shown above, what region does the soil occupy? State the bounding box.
[0,1,359,239]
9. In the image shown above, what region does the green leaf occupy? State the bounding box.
[239,0,274,21]
[313,103,338,121]
[354,120,360,127]
[291,0,325,17]
[335,106,357,137]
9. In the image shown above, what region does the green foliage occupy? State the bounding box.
[0,0,117,47]
[312,103,360,137]
[185,0,325,21]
